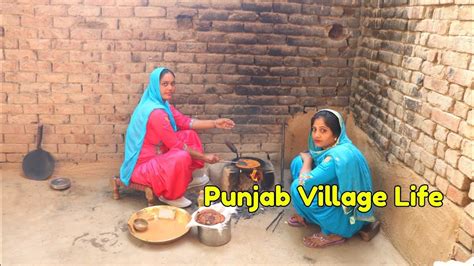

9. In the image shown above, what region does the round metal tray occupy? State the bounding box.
[127,205,191,243]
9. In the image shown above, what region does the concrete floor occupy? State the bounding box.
[1,162,407,265]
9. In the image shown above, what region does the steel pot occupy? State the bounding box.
[197,219,231,246]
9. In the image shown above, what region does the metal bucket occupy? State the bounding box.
[197,219,231,246]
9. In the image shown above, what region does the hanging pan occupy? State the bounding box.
[22,123,55,180]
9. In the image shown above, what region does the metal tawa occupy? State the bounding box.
[49,177,71,190]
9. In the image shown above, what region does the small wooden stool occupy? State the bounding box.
[359,220,381,241]
[111,176,155,206]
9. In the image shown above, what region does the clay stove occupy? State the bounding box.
[219,156,275,192]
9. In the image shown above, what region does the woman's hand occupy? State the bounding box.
[203,153,220,164]
[299,152,312,162]
[215,118,235,129]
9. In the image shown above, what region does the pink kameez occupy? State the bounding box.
[130,106,204,199]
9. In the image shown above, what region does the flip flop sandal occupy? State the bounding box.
[303,233,346,248]
[287,215,306,227]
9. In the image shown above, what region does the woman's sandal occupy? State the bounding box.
[287,214,306,227]
[303,232,346,248]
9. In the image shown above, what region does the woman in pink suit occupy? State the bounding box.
[120,67,235,207]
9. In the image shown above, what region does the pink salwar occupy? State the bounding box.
[130,107,204,199]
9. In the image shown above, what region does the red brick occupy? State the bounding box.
[4,134,34,144]
[38,28,69,39]
[8,114,38,124]
[21,15,52,27]
[435,176,450,194]
[23,104,54,114]
[68,6,100,16]
[431,109,462,132]
[99,114,130,124]
[65,134,94,144]
[70,115,99,124]
[5,26,37,39]
[83,63,113,74]
[20,60,51,72]
[446,165,470,190]
[99,94,129,104]
[39,115,70,124]
[101,52,131,62]
[52,17,84,28]
[70,29,101,40]
[84,105,114,114]
[98,153,123,161]
[0,124,24,134]
[102,29,133,40]
[50,84,81,94]
[51,62,83,73]
[69,51,101,62]
[134,7,166,17]
[1,61,18,72]
[102,7,134,17]
[58,144,87,153]
[458,156,473,178]
[2,14,21,26]
[115,105,135,114]
[68,74,98,83]
[99,73,131,83]
[82,41,114,51]
[54,125,84,134]
[84,125,114,134]
[37,50,69,62]
[6,153,24,163]
[2,84,14,97]
[95,134,123,144]
[84,0,115,5]
[119,18,151,29]
[37,73,67,83]
[447,185,470,206]
[446,67,474,87]
[35,5,67,15]
[51,40,82,50]
[88,144,117,153]
[8,93,38,104]
[82,84,113,94]
[66,153,97,162]
[19,39,51,50]
[66,94,99,105]
[5,72,36,83]
[0,144,28,153]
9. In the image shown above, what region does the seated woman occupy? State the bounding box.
[289,109,375,248]
[120,67,235,208]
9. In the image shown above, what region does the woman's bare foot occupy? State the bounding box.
[303,232,345,248]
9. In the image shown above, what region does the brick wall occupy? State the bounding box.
[351,0,473,261]
[1,0,358,163]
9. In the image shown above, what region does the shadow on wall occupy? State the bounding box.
[285,110,462,264]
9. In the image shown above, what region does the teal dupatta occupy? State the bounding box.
[307,109,375,224]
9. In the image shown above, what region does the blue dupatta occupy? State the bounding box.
[119,67,177,186]
[308,109,375,224]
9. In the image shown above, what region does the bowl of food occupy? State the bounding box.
[133,218,148,232]
[195,208,231,246]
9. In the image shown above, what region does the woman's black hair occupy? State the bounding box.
[311,110,341,138]
[159,69,175,81]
